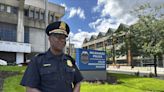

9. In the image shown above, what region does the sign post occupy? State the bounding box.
[76,48,107,80]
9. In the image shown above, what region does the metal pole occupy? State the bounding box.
[105,43,106,52]
[69,36,71,55]
[45,0,48,51]
[112,34,116,65]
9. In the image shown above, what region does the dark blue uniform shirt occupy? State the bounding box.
[20,49,83,92]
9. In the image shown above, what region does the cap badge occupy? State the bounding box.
[67,60,73,67]
[59,22,66,30]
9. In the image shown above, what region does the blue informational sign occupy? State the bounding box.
[76,48,106,71]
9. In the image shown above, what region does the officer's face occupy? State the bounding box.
[49,33,67,52]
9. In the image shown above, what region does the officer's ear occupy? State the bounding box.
[48,34,53,40]
[48,36,52,42]
[48,36,50,41]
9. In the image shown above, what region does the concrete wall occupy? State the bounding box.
[29,28,45,52]
[25,0,44,9]
[0,0,19,7]
[0,12,17,24]
[25,0,65,17]
[0,0,65,18]
[24,17,45,29]
[48,2,65,17]
[0,12,45,29]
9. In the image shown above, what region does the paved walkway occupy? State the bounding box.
[107,66,164,79]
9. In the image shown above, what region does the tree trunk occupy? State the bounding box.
[154,55,157,77]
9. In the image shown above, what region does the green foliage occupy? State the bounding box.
[71,52,76,60]
[131,3,164,56]
[117,3,164,59]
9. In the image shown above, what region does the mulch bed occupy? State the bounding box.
[0,71,20,79]
[83,75,118,84]
[0,71,20,92]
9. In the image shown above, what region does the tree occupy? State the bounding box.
[115,24,143,66]
[131,3,164,76]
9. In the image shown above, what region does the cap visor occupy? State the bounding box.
[49,29,68,36]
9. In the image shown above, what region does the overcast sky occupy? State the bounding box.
[49,0,164,48]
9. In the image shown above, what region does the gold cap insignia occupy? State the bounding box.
[59,22,66,30]
[67,60,73,67]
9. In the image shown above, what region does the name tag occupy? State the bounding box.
[43,64,51,67]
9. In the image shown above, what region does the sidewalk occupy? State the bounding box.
[107,66,164,79]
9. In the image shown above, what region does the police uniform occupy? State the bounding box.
[20,21,83,92]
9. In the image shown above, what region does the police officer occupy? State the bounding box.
[20,21,83,92]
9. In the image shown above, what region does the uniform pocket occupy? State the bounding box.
[40,67,59,81]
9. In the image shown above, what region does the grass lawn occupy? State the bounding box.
[1,66,164,92]
[81,73,164,92]
[3,75,25,92]
[0,66,26,73]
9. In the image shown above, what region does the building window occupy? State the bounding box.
[6,6,11,13]
[40,12,44,20]
[0,22,16,42]
[24,9,29,16]
[96,42,103,48]
[89,44,95,49]
[11,7,18,14]
[0,4,6,12]
[50,15,54,22]
[24,27,29,43]
[29,10,34,18]
[83,47,88,49]
[0,4,17,14]
[35,11,39,19]
[107,39,113,45]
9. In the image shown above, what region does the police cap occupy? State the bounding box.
[46,21,70,37]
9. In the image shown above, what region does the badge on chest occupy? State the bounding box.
[66,60,73,67]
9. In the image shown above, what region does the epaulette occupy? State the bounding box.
[35,53,45,57]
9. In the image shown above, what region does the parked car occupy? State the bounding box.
[0,59,7,65]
